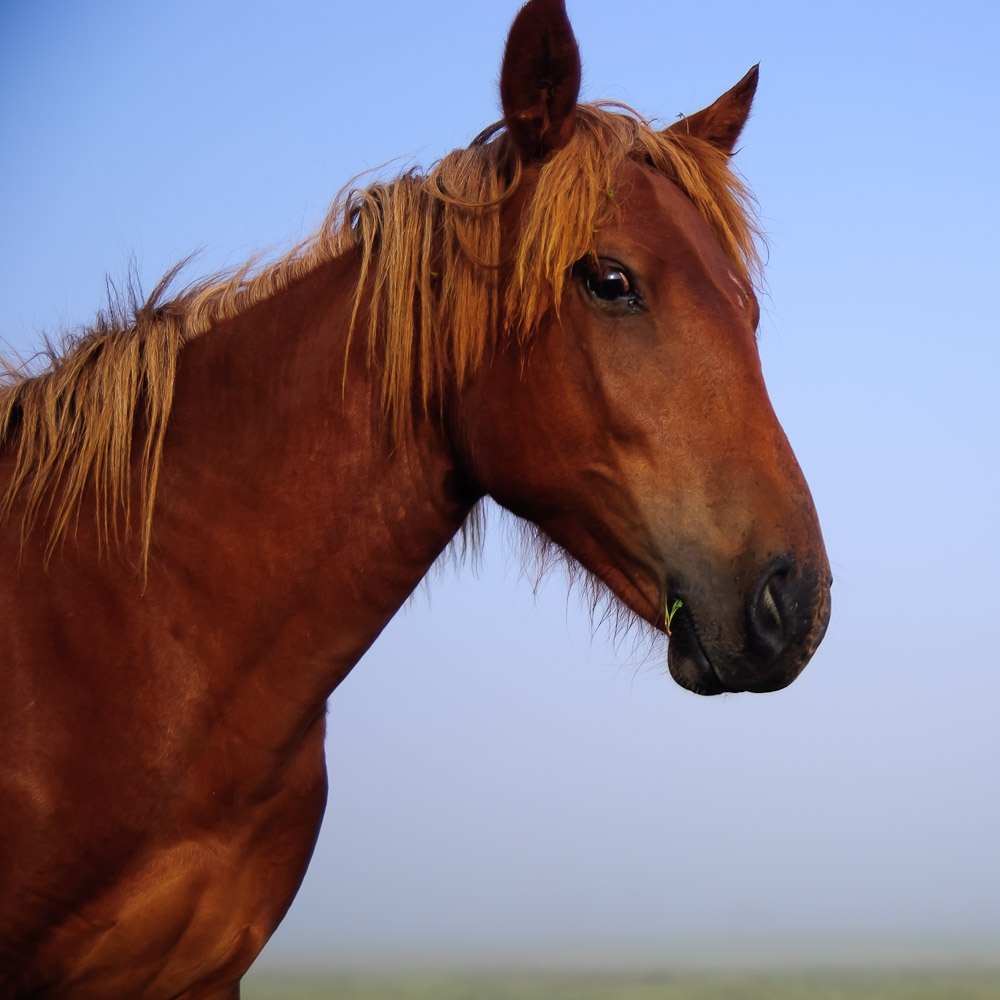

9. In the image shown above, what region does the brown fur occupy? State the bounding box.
[0,104,760,568]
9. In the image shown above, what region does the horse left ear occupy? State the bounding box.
[669,64,759,155]
[500,0,582,161]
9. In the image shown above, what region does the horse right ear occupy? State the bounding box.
[500,0,581,161]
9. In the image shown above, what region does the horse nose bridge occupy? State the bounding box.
[674,366,805,513]
[721,410,821,546]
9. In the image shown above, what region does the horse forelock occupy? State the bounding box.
[345,103,762,439]
[0,103,761,567]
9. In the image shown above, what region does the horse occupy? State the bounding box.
[0,1,830,995]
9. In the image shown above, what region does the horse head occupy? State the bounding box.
[451,0,831,695]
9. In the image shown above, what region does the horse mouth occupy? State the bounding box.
[666,603,728,696]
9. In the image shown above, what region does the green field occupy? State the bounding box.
[242,969,1000,1000]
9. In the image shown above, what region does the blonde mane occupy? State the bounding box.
[0,103,761,566]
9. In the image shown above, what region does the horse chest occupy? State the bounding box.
[9,721,327,999]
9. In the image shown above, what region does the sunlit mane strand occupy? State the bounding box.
[0,103,761,567]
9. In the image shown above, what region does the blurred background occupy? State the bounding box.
[2,0,997,979]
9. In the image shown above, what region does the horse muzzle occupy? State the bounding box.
[666,555,832,695]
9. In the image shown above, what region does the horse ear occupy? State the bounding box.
[668,65,759,154]
[500,0,582,160]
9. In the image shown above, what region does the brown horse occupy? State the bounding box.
[0,1,830,996]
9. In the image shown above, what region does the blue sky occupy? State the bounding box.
[2,0,998,972]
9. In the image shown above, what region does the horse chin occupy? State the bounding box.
[666,612,729,696]
[666,601,822,696]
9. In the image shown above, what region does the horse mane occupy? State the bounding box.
[0,103,761,567]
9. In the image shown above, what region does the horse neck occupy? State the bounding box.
[152,254,476,702]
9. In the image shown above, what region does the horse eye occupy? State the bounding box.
[585,266,631,301]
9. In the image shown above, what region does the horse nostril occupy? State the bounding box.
[748,558,792,657]
[761,577,782,631]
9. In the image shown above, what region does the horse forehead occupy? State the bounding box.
[616,161,720,250]
[614,160,752,302]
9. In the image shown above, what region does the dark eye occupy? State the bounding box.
[576,258,642,314]
[585,266,631,301]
